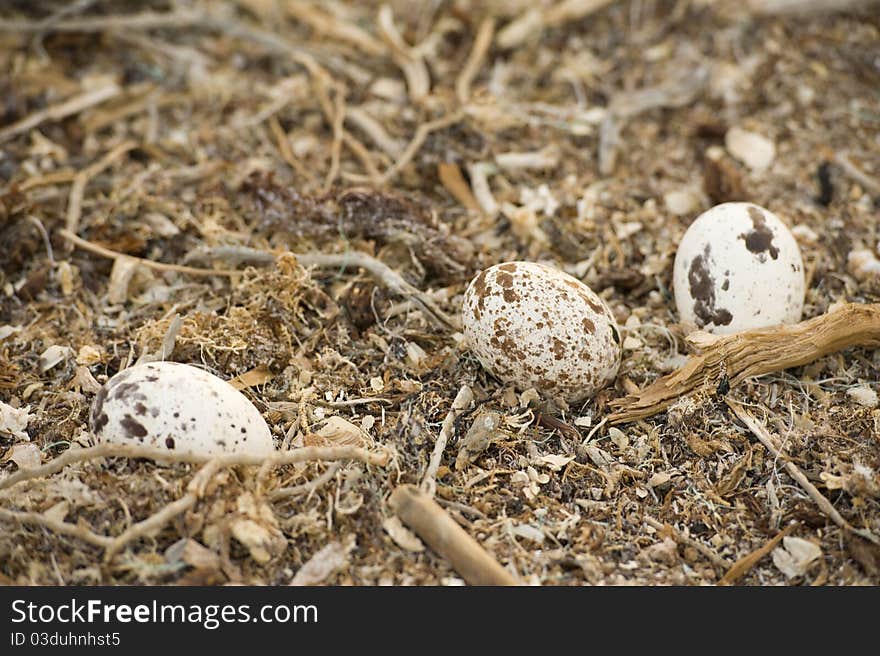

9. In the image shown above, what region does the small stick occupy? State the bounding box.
[268,116,317,184]
[66,140,138,232]
[346,107,403,158]
[834,151,880,195]
[62,233,456,328]
[342,131,382,183]
[0,9,203,33]
[102,459,223,561]
[377,4,430,103]
[497,0,615,49]
[58,229,241,277]
[389,484,518,585]
[323,86,346,192]
[609,303,880,424]
[285,1,386,56]
[456,17,495,104]
[297,250,458,329]
[0,443,390,494]
[727,400,880,546]
[0,83,121,143]
[270,463,342,501]
[718,523,797,586]
[644,516,731,571]
[748,0,879,14]
[0,508,113,548]
[422,385,474,496]
[378,112,464,186]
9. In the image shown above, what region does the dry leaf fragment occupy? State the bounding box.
[537,454,574,472]
[0,400,32,441]
[847,386,878,408]
[383,516,425,552]
[510,523,545,544]
[38,345,72,372]
[107,255,140,304]
[306,416,367,447]
[164,538,221,571]
[456,410,503,470]
[76,345,103,365]
[227,365,274,390]
[290,535,356,585]
[772,537,822,578]
[71,366,102,394]
[229,492,287,565]
[42,501,69,524]
[4,443,41,469]
[725,126,776,171]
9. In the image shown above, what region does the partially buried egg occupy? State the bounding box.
[89,361,274,459]
[462,261,621,403]
[673,202,805,334]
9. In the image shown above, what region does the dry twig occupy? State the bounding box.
[297,251,458,329]
[59,229,241,278]
[0,83,121,144]
[422,385,474,496]
[718,523,797,586]
[456,17,495,104]
[378,112,464,185]
[65,140,138,233]
[0,443,390,495]
[497,0,615,49]
[609,303,880,424]
[389,484,519,585]
[727,400,880,546]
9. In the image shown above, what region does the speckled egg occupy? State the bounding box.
[673,202,805,334]
[462,261,621,403]
[89,361,274,458]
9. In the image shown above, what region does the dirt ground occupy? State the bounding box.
[1,0,879,586]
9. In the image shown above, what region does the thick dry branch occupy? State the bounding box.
[609,303,880,424]
[389,484,519,585]
[727,400,880,546]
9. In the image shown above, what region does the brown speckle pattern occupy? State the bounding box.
[673,202,805,335]
[462,261,621,403]
[88,361,274,459]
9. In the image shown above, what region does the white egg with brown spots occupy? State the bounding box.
[673,202,805,335]
[89,361,274,459]
[462,261,621,403]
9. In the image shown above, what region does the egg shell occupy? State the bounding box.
[89,361,274,458]
[462,261,621,403]
[673,202,804,334]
